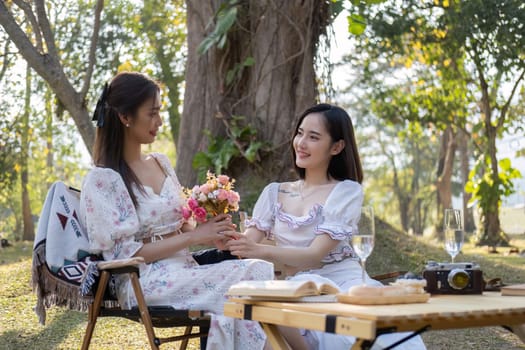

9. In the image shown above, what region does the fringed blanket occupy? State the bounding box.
[32,181,103,325]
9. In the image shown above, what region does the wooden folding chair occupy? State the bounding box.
[32,182,210,350]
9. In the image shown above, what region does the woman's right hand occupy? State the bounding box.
[191,214,236,244]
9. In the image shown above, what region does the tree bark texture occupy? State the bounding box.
[410,141,422,234]
[178,0,330,196]
[22,64,34,241]
[476,65,503,246]
[436,127,456,224]
[458,129,475,232]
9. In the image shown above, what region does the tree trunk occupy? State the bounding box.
[480,122,505,246]
[475,66,506,246]
[45,88,54,190]
[411,140,422,234]
[21,64,34,241]
[458,129,475,232]
[178,0,330,196]
[436,127,456,228]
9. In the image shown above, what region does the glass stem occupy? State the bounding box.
[361,258,366,285]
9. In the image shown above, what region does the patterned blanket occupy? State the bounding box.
[32,181,102,324]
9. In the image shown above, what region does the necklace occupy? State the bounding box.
[298,180,317,200]
[299,180,335,200]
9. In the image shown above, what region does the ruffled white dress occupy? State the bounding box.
[247,181,426,350]
[79,153,274,350]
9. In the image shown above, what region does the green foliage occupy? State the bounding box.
[347,13,367,35]
[0,121,20,192]
[192,116,270,181]
[466,156,522,220]
[197,0,239,54]
[348,0,524,242]
[192,130,240,179]
[344,0,388,36]
[226,56,254,86]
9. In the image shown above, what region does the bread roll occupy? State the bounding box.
[390,278,427,294]
[381,285,406,296]
[347,285,383,296]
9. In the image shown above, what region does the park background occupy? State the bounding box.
[1,0,525,349]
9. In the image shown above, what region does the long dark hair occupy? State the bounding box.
[92,72,160,206]
[292,103,363,184]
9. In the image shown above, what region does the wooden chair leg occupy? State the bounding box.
[129,271,159,350]
[179,326,192,350]
[81,271,110,350]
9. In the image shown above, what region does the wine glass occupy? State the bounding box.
[444,209,464,263]
[351,206,375,285]
[232,211,248,232]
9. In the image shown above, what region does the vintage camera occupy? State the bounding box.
[423,261,483,294]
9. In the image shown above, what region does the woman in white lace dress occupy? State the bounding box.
[226,103,426,349]
[79,72,274,350]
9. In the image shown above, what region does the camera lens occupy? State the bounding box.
[447,269,470,290]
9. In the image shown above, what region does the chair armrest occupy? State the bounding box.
[98,257,145,270]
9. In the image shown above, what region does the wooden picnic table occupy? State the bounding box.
[224,292,525,349]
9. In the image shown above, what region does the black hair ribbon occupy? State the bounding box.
[92,83,110,127]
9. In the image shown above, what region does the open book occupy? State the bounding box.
[226,280,340,302]
[501,284,525,296]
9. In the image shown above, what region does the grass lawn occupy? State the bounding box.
[1,225,525,350]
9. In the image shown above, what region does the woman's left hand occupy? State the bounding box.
[224,233,261,259]
[213,236,230,250]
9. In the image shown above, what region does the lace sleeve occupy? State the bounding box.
[246,183,279,239]
[80,168,142,260]
[316,180,363,240]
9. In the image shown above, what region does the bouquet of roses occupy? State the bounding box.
[182,171,240,223]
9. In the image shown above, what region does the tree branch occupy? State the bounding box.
[34,0,58,58]
[0,1,45,72]
[80,0,104,99]
[471,50,492,128]
[0,38,11,83]
[12,0,43,52]
[497,68,525,129]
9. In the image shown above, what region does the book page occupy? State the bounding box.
[227,280,320,297]
[316,282,340,295]
[232,294,338,302]
[501,284,525,296]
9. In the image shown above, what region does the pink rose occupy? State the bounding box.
[191,185,200,195]
[188,198,199,210]
[227,191,240,205]
[182,207,192,220]
[199,184,211,194]
[217,175,230,185]
[217,189,229,201]
[193,207,208,223]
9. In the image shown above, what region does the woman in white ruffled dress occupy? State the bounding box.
[79,72,274,350]
[226,103,427,349]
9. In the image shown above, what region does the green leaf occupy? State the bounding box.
[243,57,255,66]
[197,36,218,55]
[498,158,511,171]
[197,5,238,54]
[245,141,263,162]
[216,6,238,36]
[348,14,367,36]
[192,152,212,170]
[226,68,237,86]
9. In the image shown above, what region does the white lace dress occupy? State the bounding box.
[79,153,274,350]
[247,181,426,350]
